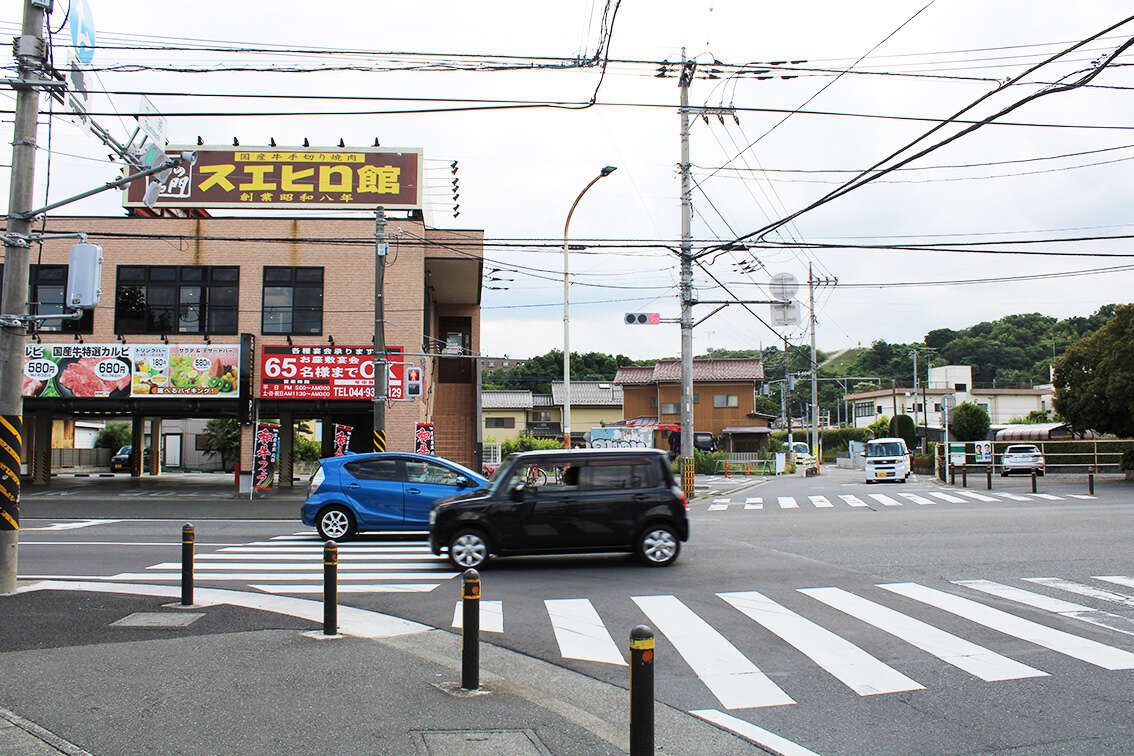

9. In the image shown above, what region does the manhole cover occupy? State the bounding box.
[415,729,550,755]
[111,612,204,628]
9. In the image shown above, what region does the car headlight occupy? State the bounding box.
[429,508,437,526]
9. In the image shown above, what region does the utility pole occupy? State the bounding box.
[0,0,47,594]
[678,52,695,473]
[373,207,387,453]
[784,334,793,449]
[808,264,819,459]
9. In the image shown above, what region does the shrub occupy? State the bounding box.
[95,422,131,451]
[867,415,890,438]
[1123,449,1134,471]
[889,414,918,449]
[294,436,322,463]
[499,435,564,456]
[950,402,991,441]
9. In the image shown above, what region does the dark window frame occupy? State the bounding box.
[10,264,96,334]
[114,265,238,335]
[261,266,324,335]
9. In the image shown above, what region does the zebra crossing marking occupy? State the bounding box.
[744,497,763,510]
[151,561,443,571]
[993,492,1032,501]
[954,491,998,502]
[777,496,799,510]
[1023,578,1134,609]
[954,579,1134,638]
[1029,493,1063,500]
[868,493,902,507]
[709,499,731,511]
[545,599,625,666]
[898,493,934,505]
[689,710,820,756]
[799,587,1045,682]
[250,583,439,594]
[808,495,834,508]
[929,491,966,504]
[1093,576,1134,591]
[632,594,796,709]
[112,571,454,581]
[452,600,504,633]
[879,582,1134,670]
[839,494,869,508]
[719,590,923,696]
[1067,494,1097,500]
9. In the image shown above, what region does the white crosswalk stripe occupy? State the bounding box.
[1023,578,1134,609]
[719,590,923,696]
[879,582,1134,670]
[993,492,1032,501]
[929,491,966,504]
[632,594,796,709]
[898,493,934,505]
[868,493,902,507]
[709,498,731,511]
[545,599,625,665]
[1030,493,1063,500]
[1093,576,1134,591]
[808,495,833,508]
[452,600,504,633]
[744,497,763,510]
[954,490,998,502]
[954,579,1134,638]
[799,587,1046,682]
[839,494,869,508]
[777,496,799,510]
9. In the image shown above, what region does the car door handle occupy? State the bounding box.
[406,487,421,494]
[348,483,361,488]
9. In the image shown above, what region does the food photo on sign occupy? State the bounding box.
[133,344,240,397]
[23,344,132,399]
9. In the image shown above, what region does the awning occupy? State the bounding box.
[720,426,773,435]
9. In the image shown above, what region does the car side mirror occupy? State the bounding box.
[456,475,474,488]
[509,481,526,501]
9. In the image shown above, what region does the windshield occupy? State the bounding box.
[482,456,518,494]
[866,442,905,458]
[1006,446,1040,455]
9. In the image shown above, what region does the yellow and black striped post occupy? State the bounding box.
[372,429,386,453]
[0,415,20,535]
[681,457,694,500]
[461,569,481,690]
[629,624,655,756]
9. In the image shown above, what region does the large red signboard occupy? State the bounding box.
[259,345,404,400]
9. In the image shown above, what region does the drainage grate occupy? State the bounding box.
[414,729,551,755]
[111,612,204,628]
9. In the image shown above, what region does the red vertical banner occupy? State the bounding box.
[253,422,280,490]
[414,422,435,455]
[333,424,353,456]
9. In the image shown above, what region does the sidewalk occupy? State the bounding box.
[0,583,759,755]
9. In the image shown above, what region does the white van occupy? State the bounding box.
[864,437,911,483]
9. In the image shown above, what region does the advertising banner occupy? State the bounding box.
[122,146,422,210]
[414,422,435,455]
[259,345,404,400]
[23,343,240,399]
[253,422,280,490]
[333,424,353,456]
[587,426,653,449]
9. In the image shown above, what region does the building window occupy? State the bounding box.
[713,394,739,408]
[27,265,94,333]
[854,403,874,418]
[194,434,209,450]
[115,265,238,334]
[933,403,943,412]
[978,403,990,413]
[692,392,699,403]
[262,266,322,335]
[660,402,679,415]
[438,316,472,382]
[649,397,658,408]
[876,405,884,414]
[531,410,552,422]
[485,417,516,429]
[954,383,967,392]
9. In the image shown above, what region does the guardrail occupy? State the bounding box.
[713,458,776,476]
[935,438,1133,477]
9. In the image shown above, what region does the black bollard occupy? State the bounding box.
[986,467,992,491]
[1089,472,1095,496]
[181,523,194,606]
[630,625,655,756]
[949,465,955,486]
[323,540,338,636]
[1031,470,1037,494]
[462,569,481,690]
[962,468,967,488]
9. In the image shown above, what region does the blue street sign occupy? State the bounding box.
[69,0,96,66]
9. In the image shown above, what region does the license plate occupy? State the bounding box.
[878,472,892,477]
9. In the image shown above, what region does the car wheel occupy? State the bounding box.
[1001,471,1009,477]
[316,505,356,541]
[865,479,875,485]
[636,524,680,567]
[448,529,490,569]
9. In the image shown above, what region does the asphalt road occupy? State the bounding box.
[15,467,1134,755]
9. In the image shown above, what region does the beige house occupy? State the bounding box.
[550,381,624,444]
[482,380,624,445]
[481,390,535,442]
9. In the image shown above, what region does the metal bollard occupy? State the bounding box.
[962,468,967,488]
[629,625,655,756]
[323,540,338,636]
[1089,472,1094,496]
[949,465,955,486]
[181,523,195,606]
[1031,470,1037,493]
[986,467,992,490]
[462,569,481,690]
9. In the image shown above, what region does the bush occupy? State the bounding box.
[770,428,870,456]
[95,422,131,451]
[889,414,918,449]
[950,402,990,441]
[693,449,727,474]
[867,415,890,438]
[294,436,322,463]
[499,435,565,456]
[1123,449,1134,472]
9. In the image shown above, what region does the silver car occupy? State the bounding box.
[1001,444,1045,476]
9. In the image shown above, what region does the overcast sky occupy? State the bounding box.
[2,1,1132,360]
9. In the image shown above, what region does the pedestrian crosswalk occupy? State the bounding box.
[701,489,1094,511]
[114,532,457,593]
[446,575,1134,712]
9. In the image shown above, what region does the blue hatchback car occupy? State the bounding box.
[302,452,488,540]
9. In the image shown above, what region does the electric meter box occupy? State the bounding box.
[66,242,103,309]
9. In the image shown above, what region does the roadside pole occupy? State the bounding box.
[0,0,47,594]
[677,52,695,496]
[373,207,387,452]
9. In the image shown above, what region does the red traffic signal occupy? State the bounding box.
[625,312,661,325]
[406,366,423,397]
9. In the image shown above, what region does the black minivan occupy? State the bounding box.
[429,448,689,569]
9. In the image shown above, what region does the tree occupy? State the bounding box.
[753,395,780,416]
[1053,304,1134,437]
[867,415,890,438]
[199,418,241,471]
[95,422,131,451]
[950,402,990,441]
[889,414,918,448]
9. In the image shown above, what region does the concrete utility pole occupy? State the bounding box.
[373,207,387,452]
[0,0,47,594]
[808,264,819,457]
[678,52,695,464]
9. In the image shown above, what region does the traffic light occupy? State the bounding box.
[406,366,422,397]
[624,312,661,325]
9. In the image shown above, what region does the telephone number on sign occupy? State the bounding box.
[332,386,374,398]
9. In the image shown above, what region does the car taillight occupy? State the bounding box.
[679,490,688,510]
[307,467,325,498]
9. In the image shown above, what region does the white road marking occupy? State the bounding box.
[777,497,799,510]
[200,552,444,561]
[898,493,934,505]
[148,561,445,571]
[632,594,795,709]
[928,491,966,504]
[229,543,432,552]
[709,499,731,511]
[1024,578,1134,609]
[954,579,1134,638]
[250,583,439,594]
[808,496,834,508]
[452,600,504,633]
[953,491,998,502]
[545,599,626,666]
[1094,576,1134,591]
[689,710,820,756]
[879,582,1134,670]
[799,587,1045,682]
[994,492,1032,501]
[109,571,456,581]
[22,519,123,531]
[719,590,922,696]
[839,495,868,508]
[1029,493,1062,500]
[744,497,763,510]
[1067,494,1097,500]
[868,494,902,507]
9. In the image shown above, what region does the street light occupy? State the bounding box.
[563,165,617,448]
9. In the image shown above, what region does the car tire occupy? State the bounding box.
[316,505,356,541]
[1001,471,1009,477]
[865,479,875,485]
[448,529,490,569]
[636,523,680,567]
